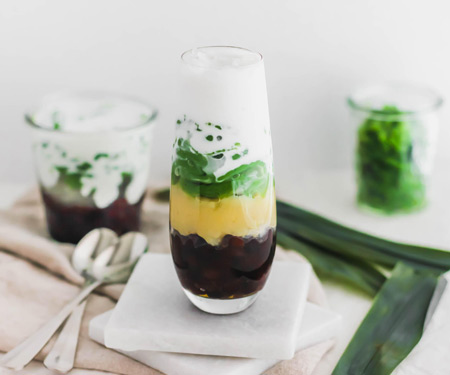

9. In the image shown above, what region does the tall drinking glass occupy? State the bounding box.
[170,46,276,314]
[26,91,157,243]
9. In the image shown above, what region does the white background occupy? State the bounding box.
[1,0,450,186]
[1,3,450,374]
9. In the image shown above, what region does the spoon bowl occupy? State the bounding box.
[92,232,149,283]
[72,228,118,275]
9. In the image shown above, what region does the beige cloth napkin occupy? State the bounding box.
[0,188,333,375]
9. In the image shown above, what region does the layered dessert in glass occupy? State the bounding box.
[26,91,156,243]
[170,46,276,314]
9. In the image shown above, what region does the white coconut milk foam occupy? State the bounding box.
[177,47,273,179]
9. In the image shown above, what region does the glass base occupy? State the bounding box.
[183,289,259,315]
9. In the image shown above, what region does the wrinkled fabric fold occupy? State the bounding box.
[0,187,333,375]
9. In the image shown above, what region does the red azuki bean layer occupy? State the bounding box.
[170,227,276,299]
[41,189,145,244]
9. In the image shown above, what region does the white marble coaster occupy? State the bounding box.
[91,303,341,375]
[104,253,311,360]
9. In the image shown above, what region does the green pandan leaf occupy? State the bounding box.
[333,263,439,375]
[153,187,170,202]
[276,200,450,271]
[277,231,386,296]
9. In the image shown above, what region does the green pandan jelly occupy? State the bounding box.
[356,106,426,214]
[171,138,270,200]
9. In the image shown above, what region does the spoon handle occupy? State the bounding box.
[0,280,101,371]
[43,300,87,373]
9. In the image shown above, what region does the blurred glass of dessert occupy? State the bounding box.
[26,90,157,243]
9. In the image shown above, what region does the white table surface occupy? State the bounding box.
[1,169,449,375]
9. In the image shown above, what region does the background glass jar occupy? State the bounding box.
[26,91,157,243]
[348,83,443,215]
[170,46,276,314]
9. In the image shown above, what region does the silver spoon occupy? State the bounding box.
[0,228,117,371]
[44,231,148,373]
[1,229,148,371]
[42,228,118,373]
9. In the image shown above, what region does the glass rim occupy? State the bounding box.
[25,90,158,135]
[181,45,263,68]
[347,82,443,116]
